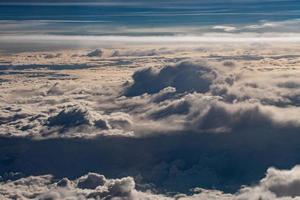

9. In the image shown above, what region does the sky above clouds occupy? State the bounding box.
[1,0,300,52]
[0,0,300,34]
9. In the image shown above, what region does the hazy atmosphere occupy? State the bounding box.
[1,1,300,200]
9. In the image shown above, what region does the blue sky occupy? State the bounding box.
[1,0,300,50]
[1,0,300,34]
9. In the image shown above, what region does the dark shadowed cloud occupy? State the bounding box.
[124,61,217,96]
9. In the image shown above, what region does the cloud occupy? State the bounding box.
[236,166,300,200]
[87,48,104,57]
[124,61,217,96]
[213,25,237,32]
[46,105,93,127]
[0,102,133,137]
[111,48,174,57]
[112,49,158,57]
[2,46,300,199]
[181,97,288,132]
[0,172,169,200]
[77,173,106,189]
[43,104,134,136]
[42,104,134,137]
[3,166,300,200]
[3,34,300,53]
[2,108,300,194]
[243,19,300,33]
[149,97,190,120]
[0,63,92,70]
[277,81,300,89]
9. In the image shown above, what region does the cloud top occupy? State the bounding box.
[3,166,300,199]
[124,61,217,96]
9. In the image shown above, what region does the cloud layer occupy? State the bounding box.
[1,45,300,198]
[2,166,300,200]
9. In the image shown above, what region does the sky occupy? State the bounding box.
[0,0,300,36]
[0,0,300,51]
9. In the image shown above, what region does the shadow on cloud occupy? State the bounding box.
[1,119,300,194]
[124,61,217,96]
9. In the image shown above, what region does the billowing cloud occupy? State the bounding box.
[87,48,104,57]
[3,166,300,200]
[0,173,139,200]
[124,61,217,96]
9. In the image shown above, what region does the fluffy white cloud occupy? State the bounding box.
[3,166,300,200]
[0,172,170,200]
[236,166,300,200]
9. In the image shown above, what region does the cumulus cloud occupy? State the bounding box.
[46,104,95,127]
[87,48,104,57]
[43,104,134,136]
[3,166,300,200]
[124,61,217,96]
[0,172,171,200]
[235,166,300,200]
[183,99,281,132]
[0,102,133,137]
[44,104,133,136]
